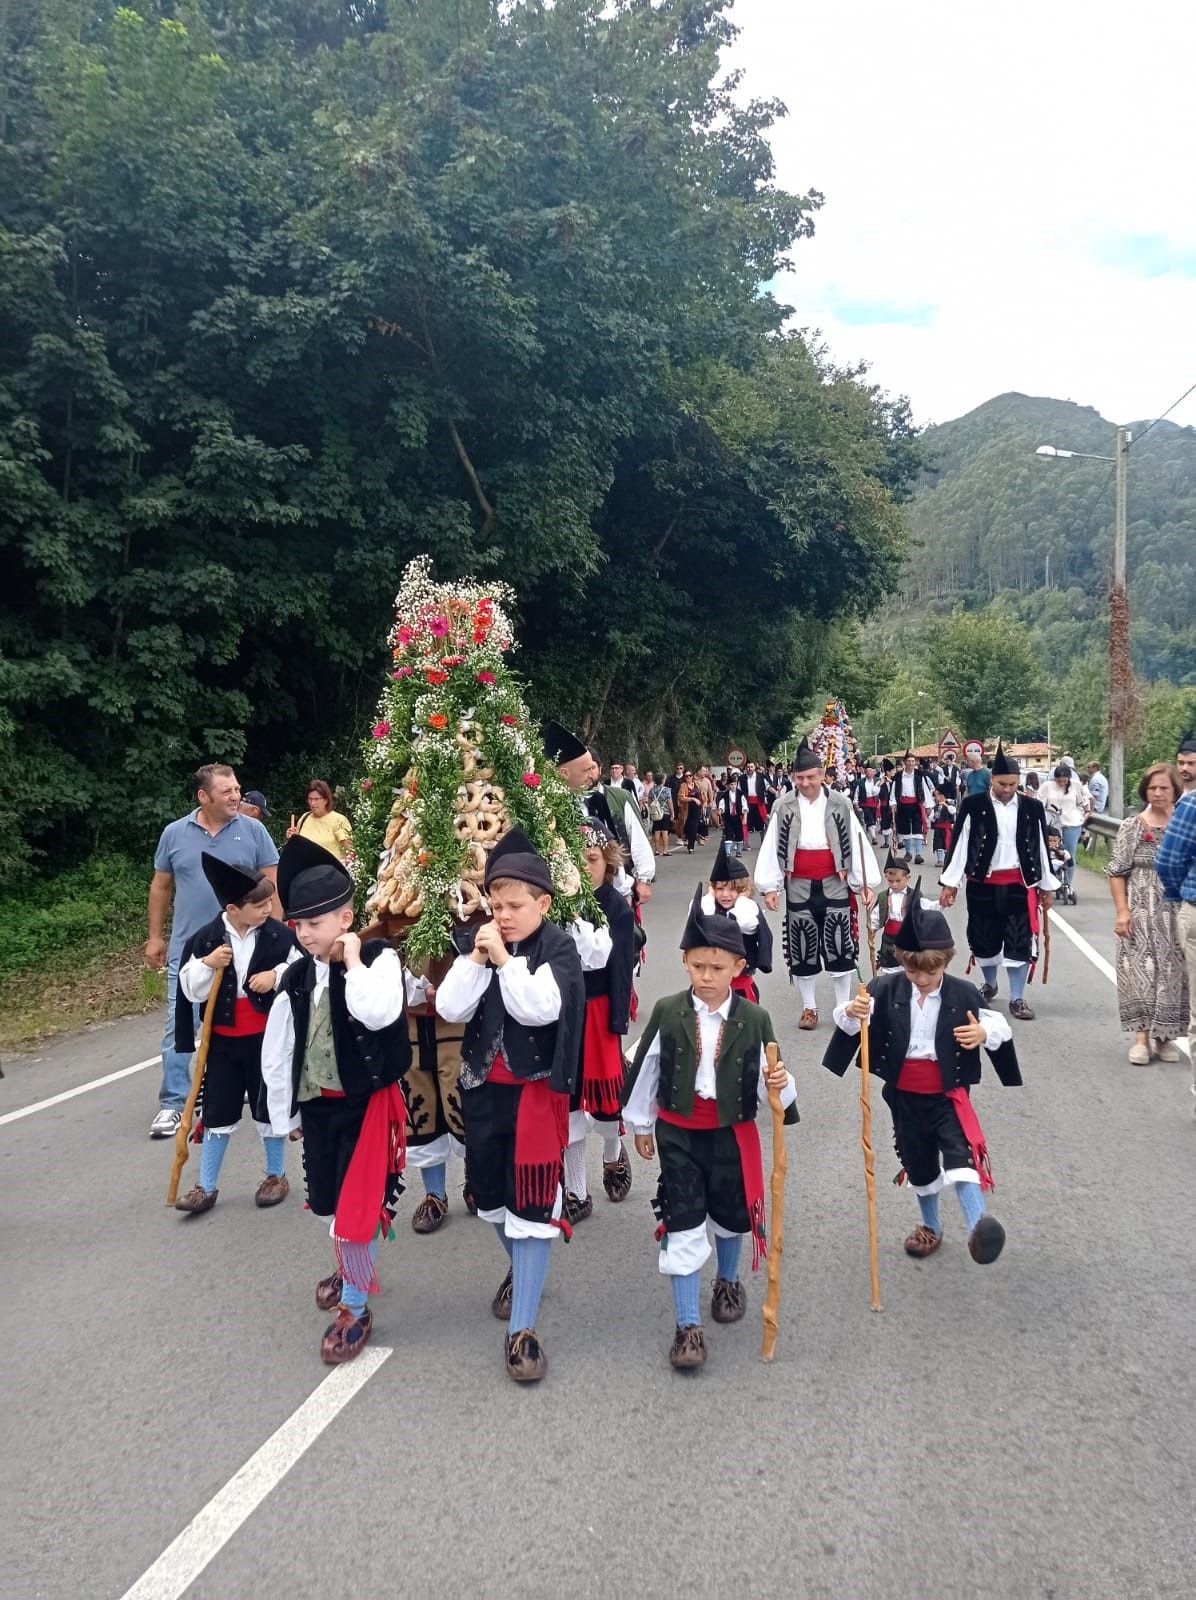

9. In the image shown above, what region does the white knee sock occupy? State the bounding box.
[832,971,854,1008]
[600,1126,623,1162]
[563,1138,588,1200]
[798,977,817,1010]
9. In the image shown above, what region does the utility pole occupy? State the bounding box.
[1109,426,1130,818]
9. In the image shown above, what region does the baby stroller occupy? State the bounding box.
[1045,819,1077,906]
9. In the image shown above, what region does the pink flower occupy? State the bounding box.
[476,671,496,686]
[360,779,374,792]
[371,720,390,739]
[441,654,465,668]
[522,772,542,789]
[392,666,413,679]
[429,616,449,638]
[397,626,414,646]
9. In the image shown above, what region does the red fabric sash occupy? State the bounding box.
[213,997,268,1038]
[730,971,759,1003]
[487,1052,568,1213]
[657,1097,768,1270]
[946,1087,994,1191]
[936,822,954,853]
[748,796,770,825]
[790,847,836,880]
[332,1082,407,1293]
[861,798,879,815]
[896,1056,942,1093]
[980,868,1040,938]
[884,917,902,936]
[985,868,1026,885]
[580,994,624,1117]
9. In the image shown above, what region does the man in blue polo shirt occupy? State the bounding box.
[145,764,279,1138]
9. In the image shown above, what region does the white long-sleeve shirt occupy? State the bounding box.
[700,892,759,932]
[831,983,1012,1052]
[569,917,614,972]
[434,950,563,1027]
[260,948,420,1135]
[180,914,299,1004]
[753,795,881,896]
[869,886,939,932]
[623,992,797,1134]
[939,795,1059,892]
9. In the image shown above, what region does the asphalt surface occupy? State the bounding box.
[2,843,1195,1600]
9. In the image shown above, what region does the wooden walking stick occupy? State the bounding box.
[166,969,224,1206]
[856,984,883,1312]
[760,1041,787,1362]
[864,899,879,978]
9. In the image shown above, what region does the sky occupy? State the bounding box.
[728,0,1196,432]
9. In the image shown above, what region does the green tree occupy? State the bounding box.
[923,609,1043,740]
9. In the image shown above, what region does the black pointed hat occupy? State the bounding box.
[894,877,954,952]
[277,835,353,920]
[791,736,821,773]
[542,719,588,766]
[903,748,914,760]
[680,883,746,957]
[710,841,748,884]
[483,825,553,894]
[881,757,895,772]
[201,853,264,909]
[990,739,1019,776]
[1179,730,1196,755]
[884,848,911,874]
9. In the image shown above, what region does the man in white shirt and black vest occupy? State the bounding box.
[939,742,1058,1021]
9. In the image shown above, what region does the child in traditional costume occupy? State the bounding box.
[623,887,797,1371]
[717,777,749,858]
[261,837,421,1364]
[931,791,956,868]
[561,820,638,1223]
[703,841,773,1003]
[823,885,1018,1266]
[435,829,585,1383]
[174,855,299,1214]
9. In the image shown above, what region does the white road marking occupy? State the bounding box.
[0,1055,162,1127]
[1050,909,1190,1057]
[119,1345,392,1600]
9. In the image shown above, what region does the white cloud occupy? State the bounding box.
[729,0,1196,429]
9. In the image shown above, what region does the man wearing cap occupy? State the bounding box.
[146,764,279,1140]
[939,742,1058,1021]
[239,790,271,822]
[435,828,585,1383]
[261,836,421,1363]
[753,737,881,1030]
[1176,732,1196,795]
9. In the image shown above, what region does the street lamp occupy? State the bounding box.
[1035,427,1131,816]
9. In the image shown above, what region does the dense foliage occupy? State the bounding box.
[0,0,917,881]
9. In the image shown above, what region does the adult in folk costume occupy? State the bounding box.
[753,738,882,1031]
[851,764,883,842]
[939,742,1058,1022]
[739,761,777,837]
[543,720,655,897]
[893,750,935,861]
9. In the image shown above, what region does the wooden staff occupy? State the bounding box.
[1041,894,1051,985]
[856,983,882,1312]
[166,969,224,1207]
[864,896,879,978]
[760,1040,787,1362]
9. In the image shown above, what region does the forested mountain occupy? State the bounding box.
[902,393,1196,684]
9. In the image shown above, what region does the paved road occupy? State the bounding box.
[2,847,1195,1599]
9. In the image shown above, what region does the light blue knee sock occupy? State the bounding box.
[262,1135,286,1178]
[956,1181,985,1231]
[917,1191,942,1234]
[671,1270,702,1328]
[199,1131,230,1191]
[980,962,999,992]
[421,1162,447,1199]
[339,1238,377,1317]
[493,1221,514,1260]
[715,1233,742,1281]
[509,1236,552,1332]
[1008,963,1028,1002]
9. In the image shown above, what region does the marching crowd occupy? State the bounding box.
[138,725,1196,1384]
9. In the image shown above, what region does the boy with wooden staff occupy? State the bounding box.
[623,887,797,1371]
[822,884,1020,1267]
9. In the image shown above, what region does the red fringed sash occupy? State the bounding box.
[488,1053,569,1213]
[333,1082,407,1293]
[658,1096,768,1271]
[946,1087,994,1191]
[730,971,759,1004]
[580,994,625,1117]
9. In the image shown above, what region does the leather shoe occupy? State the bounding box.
[505,1328,547,1382]
[967,1214,1006,1264]
[411,1192,449,1234]
[669,1325,708,1370]
[320,1305,373,1364]
[903,1223,942,1258]
[1009,998,1035,1021]
[254,1174,289,1208]
[174,1184,217,1214]
[711,1278,746,1323]
[798,1008,818,1030]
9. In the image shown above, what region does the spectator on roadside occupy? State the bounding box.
[145,764,279,1139]
[677,770,702,854]
[1086,761,1109,816]
[1040,764,1091,896]
[621,762,644,803]
[239,789,270,822]
[963,750,991,798]
[695,765,715,843]
[285,779,353,861]
[1155,775,1196,1111]
[1108,764,1187,1066]
[644,770,674,857]
[1176,733,1196,795]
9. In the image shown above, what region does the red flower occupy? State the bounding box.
[473,627,489,644]
[441,654,465,668]
[428,713,448,730]
[522,772,542,789]
[360,779,374,792]
[371,721,390,739]
[397,626,414,646]
[426,669,448,686]
[476,671,496,685]
[501,714,518,725]
[392,666,413,679]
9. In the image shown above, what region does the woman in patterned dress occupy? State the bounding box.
[1107,762,1188,1064]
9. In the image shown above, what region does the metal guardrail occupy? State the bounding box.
[1084,813,1121,842]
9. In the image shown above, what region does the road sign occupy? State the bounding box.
[964,739,984,762]
[939,729,959,754]
[727,748,746,768]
